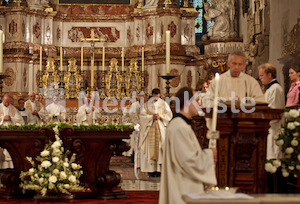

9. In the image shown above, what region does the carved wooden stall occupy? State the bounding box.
[192,104,283,193]
[0,127,132,199]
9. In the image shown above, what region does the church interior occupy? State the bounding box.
[0,0,300,203]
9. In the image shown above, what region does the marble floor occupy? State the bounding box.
[110,155,161,191]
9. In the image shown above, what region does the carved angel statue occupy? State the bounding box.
[203,0,235,39]
[142,0,159,10]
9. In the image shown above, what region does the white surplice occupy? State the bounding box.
[0,103,25,169]
[159,115,217,204]
[18,108,35,124]
[264,80,285,160]
[139,98,172,173]
[76,104,101,125]
[46,102,66,123]
[24,99,48,124]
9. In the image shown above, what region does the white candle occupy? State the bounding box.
[39,46,42,71]
[60,47,63,71]
[122,47,124,71]
[142,47,144,72]
[81,47,83,72]
[0,30,3,73]
[166,30,170,74]
[91,53,94,88]
[211,73,220,131]
[102,46,105,71]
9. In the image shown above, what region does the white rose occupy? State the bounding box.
[49,175,57,183]
[274,134,279,140]
[289,109,300,118]
[282,171,289,177]
[64,162,69,167]
[64,184,70,189]
[40,150,50,157]
[60,171,67,180]
[272,160,281,168]
[29,168,35,175]
[291,140,299,146]
[287,122,296,130]
[39,177,44,184]
[51,141,61,149]
[52,157,59,163]
[294,121,300,126]
[68,175,76,183]
[265,163,273,172]
[289,166,295,171]
[276,139,284,146]
[293,132,299,137]
[52,169,59,175]
[297,165,300,170]
[285,147,294,154]
[41,161,51,169]
[53,126,59,135]
[71,163,78,170]
[295,174,298,178]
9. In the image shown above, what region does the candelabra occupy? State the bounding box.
[100,70,106,99]
[160,74,176,98]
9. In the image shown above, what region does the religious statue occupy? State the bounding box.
[203,0,236,39]
[142,0,159,10]
[27,0,50,10]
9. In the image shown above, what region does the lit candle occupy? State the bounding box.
[122,47,124,71]
[91,53,94,88]
[81,47,83,72]
[60,47,63,71]
[166,30,170,74]
[211,73,220,131]
[0,30,3,73]
[102,46,105,71]
[39,46,42,71]
[142,47,144,72]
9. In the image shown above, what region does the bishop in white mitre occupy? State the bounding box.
[0,95,25,169]
[76,96,101,125]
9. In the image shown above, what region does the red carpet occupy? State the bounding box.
[0,191,159,204]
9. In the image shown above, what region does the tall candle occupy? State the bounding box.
[166,30,170,74]
[142,47,144,72]
[39,46,42,71]
[60,47,63,71]
[81,47,83,71]
[91,53,94,88]
[0,30,3,73]
[122,47,124,71]
[211,73,220,131]
[102,46,105,71]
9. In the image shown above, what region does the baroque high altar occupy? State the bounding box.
[0,0,244,115]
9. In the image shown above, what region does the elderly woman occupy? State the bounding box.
[286,66,300,107]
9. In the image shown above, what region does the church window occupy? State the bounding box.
[193,0,214,35]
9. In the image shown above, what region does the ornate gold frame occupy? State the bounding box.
[63,58,83,99]
[125,59,142,97]
[105,58,122,99]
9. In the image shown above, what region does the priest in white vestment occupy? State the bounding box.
[0,95,25,169]
[159,87,217,204]
[24,92,48,124]
[46,95,66,123]
[76,96,101,125]
[258,63,285,160]
[18,98,35,124]
[139,88,172,176]
[206,51,266,105]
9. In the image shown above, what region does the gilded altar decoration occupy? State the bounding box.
[125,59,142,97]
[63,58,83,99]
[105,58,122,99]
[41,57,60,99]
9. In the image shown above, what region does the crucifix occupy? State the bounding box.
[80,28,106,89]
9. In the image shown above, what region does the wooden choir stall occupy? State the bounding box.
[192,103,283,193]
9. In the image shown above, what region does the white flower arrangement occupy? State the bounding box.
[265,108,300,178]
[20,125,85,196]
